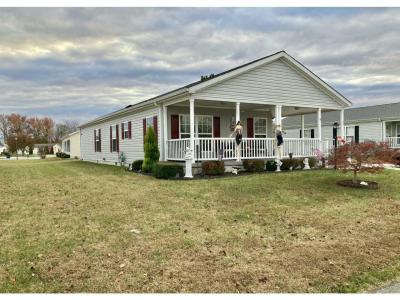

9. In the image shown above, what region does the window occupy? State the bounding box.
[64,140,70,153]
[123,121,129,139]
[180,115,190,139]
[197,116,212,138]
[345,126,355,143]
[179,115,212,138]
[146,117,154,129]
[303,129,313,138]
[94,129,101,152]
[254,118,267,138]
[111,125,117,152]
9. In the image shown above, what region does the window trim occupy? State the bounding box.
[111,124,118,152]
[345,125,355,143]
[253,117,268,138]
[178,114,213,139]
[123,121,129,139]
[94,129,101,152]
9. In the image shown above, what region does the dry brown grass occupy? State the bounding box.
[0,159,399,292]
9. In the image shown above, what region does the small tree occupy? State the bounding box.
[142,127,160,173]
[330,141,397,182]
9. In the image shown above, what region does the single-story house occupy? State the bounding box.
[32,143,60,155]
[79,50,351,167]
[283,101,400,148]
[61,130,81,158]
[0,142,8,154]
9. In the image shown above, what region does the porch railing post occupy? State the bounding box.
[189,96,195,163]
[163,104,168,160]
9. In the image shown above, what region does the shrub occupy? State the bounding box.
[132,160,143,171]
[57,152,70,159]
[292,158,303,170]
[202,161,225,176]
[152,162,184,179]
[265,160,277,171]
[300,157,318,169]
[280,158,292,171]
[142,127,160,173]
[243,159,265,172]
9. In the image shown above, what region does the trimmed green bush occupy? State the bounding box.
[132,160,143,171]
[142,127,160,173]
[292,158,303,170]
[202,161,225,176]
[300,157,318,169]
[56,152,70,159]
[280,158,292,171]
[152,162,184,179]
[243,159,265,172]
[266,160,277,171]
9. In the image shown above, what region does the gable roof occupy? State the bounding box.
[283,101,400,128]
[80,50,351,128]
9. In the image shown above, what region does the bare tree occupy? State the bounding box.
[55,120,79,142]
[0,114,10,142]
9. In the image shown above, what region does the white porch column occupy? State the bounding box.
[158,105,164,160]
[189,97,195,163]
[301,115,305,138]
[382,121,386,142]
[340,109,345,139]
[235,102,241,123]
[163,104,168,161]
[274,105,282,126]
[317,108,322,151]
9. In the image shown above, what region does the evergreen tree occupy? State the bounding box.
[142,126,160,172]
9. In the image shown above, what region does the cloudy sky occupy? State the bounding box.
[1,7,400,123]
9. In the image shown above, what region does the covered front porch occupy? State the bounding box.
[161,99,343,162]
[385,120,400,148]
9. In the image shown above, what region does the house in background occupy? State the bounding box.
[283,101,400,148]
[0,141,8,154]
[32,143,60,155]
[61,130,81,158]
[79,51,351,167]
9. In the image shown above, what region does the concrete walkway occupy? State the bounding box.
[374,282,400,293]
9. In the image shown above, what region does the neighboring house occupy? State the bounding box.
[0,141,8,154]
[283,102,400,148]
[79,51,351,166]
[53,143,62,154]
[61,130,81,158]
[33,144,56,155]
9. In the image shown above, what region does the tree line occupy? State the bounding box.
[0,113,79,153]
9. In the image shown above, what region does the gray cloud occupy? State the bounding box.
[0,8,400,123]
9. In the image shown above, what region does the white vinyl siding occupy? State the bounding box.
[80,106,160,164]
[195,59,342,109]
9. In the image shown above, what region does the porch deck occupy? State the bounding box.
[166,137,334,161]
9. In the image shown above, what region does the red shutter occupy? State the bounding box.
[110,126,112,152]
[128,121,132,139]
[94,130,96,152]
[121,122,124,140]
[247,118,254,138]
[171,115,179,139]
[98,128,101,152]
[213,116,220,138]
[153,116,158,144]
[116,124,119,152]
[143,118,146,144]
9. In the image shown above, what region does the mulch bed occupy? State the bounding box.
[337,179,379,189]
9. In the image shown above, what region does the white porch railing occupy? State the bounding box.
[166,138,334,161]
[385,137,400,148]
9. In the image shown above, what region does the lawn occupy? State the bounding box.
[0,159,399,292]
